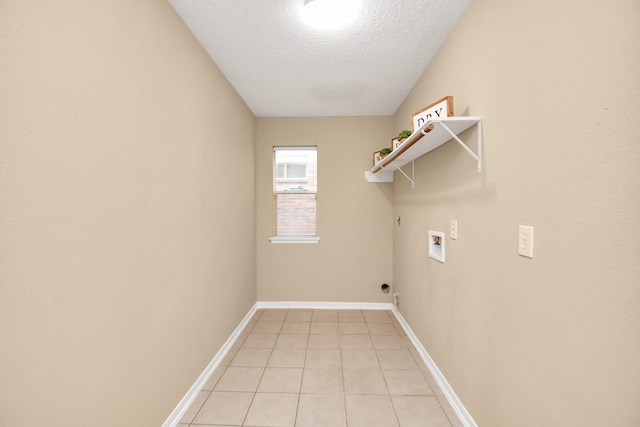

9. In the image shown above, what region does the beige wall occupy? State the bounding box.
[256,117,394,302]
[0,1,256,425]
[392,0,640,426]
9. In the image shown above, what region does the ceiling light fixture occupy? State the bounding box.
[302,0,360,31]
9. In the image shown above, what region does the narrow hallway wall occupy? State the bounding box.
[392,0,640,425]
[0,1,256,425]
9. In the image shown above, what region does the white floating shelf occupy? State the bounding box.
[365,117,482,186]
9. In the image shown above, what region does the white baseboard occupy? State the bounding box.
[256,301,395,310]
[390,305,478,427]
[163,301,476,427]
[162,303,258,427]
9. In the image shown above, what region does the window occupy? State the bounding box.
[276,163,307,180]
[271,147,318,243]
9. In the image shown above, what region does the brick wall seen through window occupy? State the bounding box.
[273,147,317,236]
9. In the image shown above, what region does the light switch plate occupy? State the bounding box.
[450,220,458,240]
[519,225,534,258]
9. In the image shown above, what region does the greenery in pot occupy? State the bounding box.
[379,148,392,158]
[397,130,412,141]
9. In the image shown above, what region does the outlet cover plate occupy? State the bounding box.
[519,225,534,258]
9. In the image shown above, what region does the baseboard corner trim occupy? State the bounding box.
[163,301,476,427]
[256,301,395,310]
[162,302,258,427]
[391,306,479,427]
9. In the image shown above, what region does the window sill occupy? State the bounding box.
[269,236,320,244]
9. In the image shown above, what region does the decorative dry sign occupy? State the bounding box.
[392,138,403,151]
[411,96,453,132]
[373,151,383,165]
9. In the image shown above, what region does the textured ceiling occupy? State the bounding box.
[168,0,471,117]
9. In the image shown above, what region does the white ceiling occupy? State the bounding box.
[168,0,471,117]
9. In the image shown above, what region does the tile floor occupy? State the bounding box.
[178,309,463,427]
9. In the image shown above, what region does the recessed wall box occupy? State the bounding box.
[428,230,445,262]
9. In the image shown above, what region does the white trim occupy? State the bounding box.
[390,306,478,427]
[162,303,258,427]
[164,301,475,427]
[256,301,394,310]
[269,236,320,244]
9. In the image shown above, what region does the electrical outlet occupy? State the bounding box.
[518,225,534,258]
[450,220,458,240]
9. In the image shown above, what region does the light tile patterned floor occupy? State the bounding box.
[178,309,463,427]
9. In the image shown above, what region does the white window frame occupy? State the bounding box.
[269,146,320,244]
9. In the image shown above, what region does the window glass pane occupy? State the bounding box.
[275,193,316,236]
[273,147,317,237]
[274,148,317,192]
[286,164,307,179]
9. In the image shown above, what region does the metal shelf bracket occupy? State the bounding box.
[438,120,482,173]
[391,160,415,188]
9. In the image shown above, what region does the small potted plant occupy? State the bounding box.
[379,147,392,158]
[397,130,412,142]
